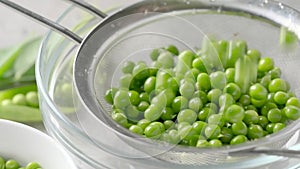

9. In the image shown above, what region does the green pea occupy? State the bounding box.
[196,139,209,148]
[207,114,225,127]
[267,108,282,123]
[1,99,13,106]
[225,68,235,83]
[172,96,189,113]
[176,50,195,75]
[205,124,221,139]
[251,98,267,108]
[193,90,208,105]
[245,105,257,111]
[224,104,245,123]
[150,48,160,61]
[198,108,216,121]
[12,94,27,106]
[243,110,259,125]
[286,97,300,108]
[223,83,241,101]
[283,105,300,120]
[192,121,207,134]
[192,57,207,73]
[168,129,181,144]
[274,91,289,105]
[196,73,211,92]
[111,113,128,127]
[125,105,140,121]
[188,97,203,112]
[137,101,149,111]
[219,93,235,113]
[258,57,274,73]
[164,120,175,130]
[273,123,286,133]
[150,92,167,109]
[104,88,117,105]
[249,83,268,100]
[166,45,179,55]
[144,76,156,94]
[205,103,219,113]
[219,127,233,144]
[144,122,165,139]
[5,160,19,169]
[119,74,133,89]
[268,67,281,79]
[266,123,275,133]
[261,102,277,116]
[137,119,151,130]
[144,104,163,122]
[155,69,172,92]
[132,62,149,80]
[260,75,271,88]
[267,93,275,103]
[114,90,130,109]
[268,78,287,93]
[122,61,135,74]
[258,116,269,129]
[247,49,261,62]
[139,92,150,102]
[209,139,222,147]
[129,125,144,135]
[179,81,195,99]
[232,121,248,135]
[230,135,248,145]
[207,88,223,105]
[157,52,175,69]
[247,124,264,139]
[161,107,175,121]
[177,109,198,124]
[210,71,227,90]
[238,94,251,106]
[128,90,140,106]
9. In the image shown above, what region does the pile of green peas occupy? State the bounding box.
[0,156,42,169]
[104,38,300,147]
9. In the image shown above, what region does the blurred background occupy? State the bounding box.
[0,0,299,48]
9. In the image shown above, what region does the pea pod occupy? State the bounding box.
[226,40,247,68]
[0,84,37,102]
[235,55,257,93]
[201,37,224,73]
[0,105,41,122]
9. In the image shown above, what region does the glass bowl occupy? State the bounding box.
[37,0,300,168]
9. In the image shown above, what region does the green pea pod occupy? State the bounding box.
[0,105,42,122]
[226,40,247,68]
[0,84,37,102]
[201,37,224,73]
[234,55,251,93]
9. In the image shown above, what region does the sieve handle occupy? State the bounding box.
[0,0,107,44]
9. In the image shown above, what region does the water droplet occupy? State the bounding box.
[278,2,284,9]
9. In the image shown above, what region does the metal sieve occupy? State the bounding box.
[3,0,300,167]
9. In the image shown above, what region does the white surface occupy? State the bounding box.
[0,119,77,169]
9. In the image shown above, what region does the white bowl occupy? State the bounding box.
[0,119,77,169]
